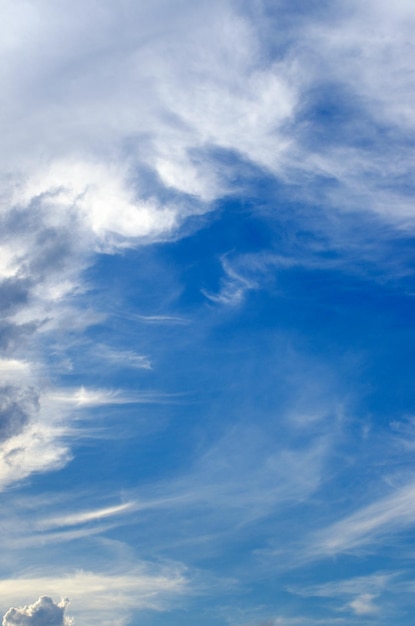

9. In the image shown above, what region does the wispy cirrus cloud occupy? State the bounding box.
[241,617,347,626]
[36,502,137,532]
[287,571,396,617]
[307,479,415,558]
[202,254,259,306]
[0,380,174,491]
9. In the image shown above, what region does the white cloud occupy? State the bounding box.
[291,0,415,223]
[202,254,258,306]
[0,0,413,493]
[92,346,152,370]
[289,572,393,599]
[46,386,175,409]
[348,593,378,616]
[0,385,39,442]
[47,387,137,408]
[307,0,415,130]
[119,424,333,541]
[2,596,72,626]
[0,422,71,491]
[245,617,347,626]
[3,1,296,234]
[16,160,179,248]
[288,572,394,617]
[0,566,188,626]
[37,502,136,531]
[0,380,181,491]
[308,479,415,557]
[1,4,414,624]
[0,0,413,245]
[0,0,297,236]
[0,0,298,489]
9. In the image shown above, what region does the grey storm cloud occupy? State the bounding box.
[2,597,72,626]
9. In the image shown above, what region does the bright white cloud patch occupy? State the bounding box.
[2,596,72,626]
[1,0,297,250]
[0,422,70,491]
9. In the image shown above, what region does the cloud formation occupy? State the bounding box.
[0,0,413,490]
[1,4,415,623]
[308,479,415,557]
[0,566,187,626]
[288,572,394,618]
[0,386,38,442]
[2,596,72,626]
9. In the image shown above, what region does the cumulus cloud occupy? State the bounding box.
[0,566,187,626]
[2,596,72,626]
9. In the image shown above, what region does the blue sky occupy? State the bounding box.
[1,1,415,624]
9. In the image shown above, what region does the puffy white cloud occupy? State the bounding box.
[0,566,187,626]
[2,596,72,626]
